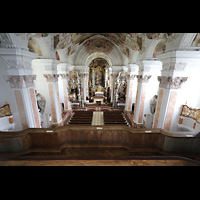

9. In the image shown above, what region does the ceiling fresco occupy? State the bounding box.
[26,33,181,65]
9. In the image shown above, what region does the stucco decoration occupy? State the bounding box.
[4,75,36,88]
[157,76,188,89]
[83,38,114,55]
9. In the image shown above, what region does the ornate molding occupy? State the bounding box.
[83,38,114,55]
[60,74,67,79]
[163,62,187,71]
[128,74,137,81]
[45,64,57,71]
[44,74,59,82]
[23,75,36,87]
[4,75,24,88]
[157,76,188,89]
[166,33,179,43]
[136,75,152,83]
[4,75,36,88]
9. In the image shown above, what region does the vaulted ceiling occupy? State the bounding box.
[3,33,197,67]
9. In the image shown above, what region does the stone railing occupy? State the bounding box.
[0,125,199,155]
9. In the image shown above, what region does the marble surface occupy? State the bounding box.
[92,111,104,126]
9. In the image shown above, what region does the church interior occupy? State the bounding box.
[0,33,200,166]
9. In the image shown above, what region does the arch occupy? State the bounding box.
[165,33,197,51]
[28,36,51,58]
[141,39,163,60]
[179,33,198,49]
[85,52,112,67]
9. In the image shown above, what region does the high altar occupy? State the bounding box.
[93,86,105,104]
[89,58,109,104]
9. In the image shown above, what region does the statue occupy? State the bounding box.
[150,95,158,115]
[36,91,46,115]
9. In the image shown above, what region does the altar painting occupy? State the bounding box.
[118,85,126,103]
[95,69,104,86]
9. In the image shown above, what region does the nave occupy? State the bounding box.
[1,33,200,166]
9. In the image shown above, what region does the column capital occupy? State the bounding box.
[59,74,67,79]
[157,76,188,89]
[127,74,137,81]
[136,75,152,83]
[23,75,37,87]
[44,74,59,82]
[4,75,24,88]
[4,75,36,88]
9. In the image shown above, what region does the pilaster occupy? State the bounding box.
[153,51,189,131]
[133,60,162,124]
[44,74,62,127]
[125,74,137,111]
[4,75,41,129]
[153,76,188,130]
[133,75,152,123]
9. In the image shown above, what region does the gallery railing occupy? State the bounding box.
[180,104,200,124]
[0,102,12,118]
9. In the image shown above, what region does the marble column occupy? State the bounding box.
[85,73,89,100]
[4,75,41,129]
[125,74,137,111]
[153,51,190,131]
[43,74,62,127]
[153,76,188,130]
[79,73,86,103]
[133,75,152,124]
[0,47,39,130]
[111,73,118,104]
[60,73,71,111]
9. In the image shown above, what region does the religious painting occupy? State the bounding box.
[118,85,126,103]
[146,33,159,39]
[153,40,166,58]
[95,69,104,86]
[89,58,109,88]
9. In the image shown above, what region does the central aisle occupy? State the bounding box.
[92,111,104,126]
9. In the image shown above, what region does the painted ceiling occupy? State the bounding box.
[27,33,177,65]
